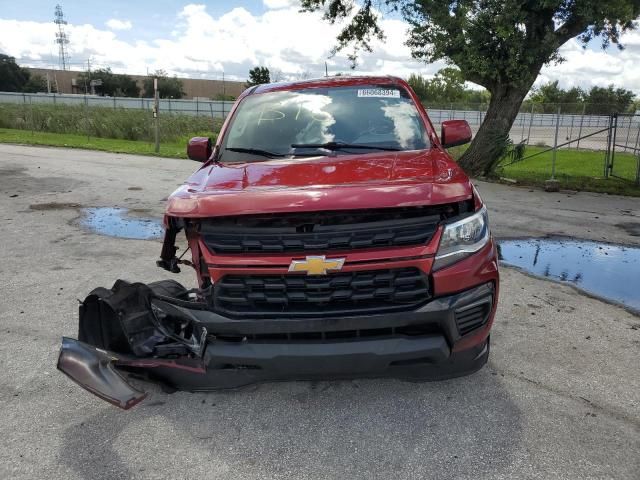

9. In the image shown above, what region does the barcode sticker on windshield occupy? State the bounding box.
[357,89,400,98]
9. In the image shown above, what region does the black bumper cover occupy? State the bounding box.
[58,280,493,408]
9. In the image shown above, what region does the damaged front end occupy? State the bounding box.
[58,279,209,409]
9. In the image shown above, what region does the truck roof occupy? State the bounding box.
[251,75,408,94]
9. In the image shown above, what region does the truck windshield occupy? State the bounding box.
[219,85,430,162]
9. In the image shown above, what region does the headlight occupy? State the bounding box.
[433,205,490,270]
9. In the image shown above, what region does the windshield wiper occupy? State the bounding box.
[226,147,286,158]
[291,141,401,152]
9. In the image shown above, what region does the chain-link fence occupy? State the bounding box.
[0,91,234,118]
[0,92,231,153]
[424,102,621,151]
[492,109,640,190]
[1,92,638,190]
[424,102,639,191]
[606,113,640,184]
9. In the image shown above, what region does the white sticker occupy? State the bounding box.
[357,88,401,98]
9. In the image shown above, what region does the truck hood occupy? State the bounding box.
[166,149,472,217]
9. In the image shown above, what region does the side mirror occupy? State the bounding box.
[187,137,213,162]
[441,120,472,148]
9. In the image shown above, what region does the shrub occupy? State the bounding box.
[0,103,222,142]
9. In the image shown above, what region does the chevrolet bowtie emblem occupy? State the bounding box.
[288,255,346,276]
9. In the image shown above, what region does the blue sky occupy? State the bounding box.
[2,1,267,41]
[0,1,639,93]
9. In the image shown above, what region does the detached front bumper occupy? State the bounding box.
[58,279,495,408]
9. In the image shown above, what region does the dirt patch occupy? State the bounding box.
[616,222,640,237]
[128,207,152,214]
[0,165,80,196]
[29,202,82,211]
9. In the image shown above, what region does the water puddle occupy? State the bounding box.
[498,238,640,312]
[79,207,163,240]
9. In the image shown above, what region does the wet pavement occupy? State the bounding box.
[498,237,640,312]
[79,207,163,240]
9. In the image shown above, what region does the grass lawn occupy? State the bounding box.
[0,128,189,159]
[1,128,639,196]
[498,146,640,197]
[449,144,640,197]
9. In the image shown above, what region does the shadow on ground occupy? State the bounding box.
[60,367,522,479]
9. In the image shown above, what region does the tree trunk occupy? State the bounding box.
[458,85,530,176]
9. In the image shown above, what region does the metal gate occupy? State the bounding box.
[605,113,640,185]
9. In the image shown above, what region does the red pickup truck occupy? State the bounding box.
[58,76,499,409]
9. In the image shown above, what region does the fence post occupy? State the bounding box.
[634,116,640,184]
[609,113,618,176]
[604,114,613,178]
[576,103,586,149]
[113,97,116,109]
[84,95,90,142]
[624,115,632,152]
[551,106,561,180]
[568,113,574,141]
[526,104,534,146]
[29,96,34,136]
[154,78,160,154]
[196,97,199,115]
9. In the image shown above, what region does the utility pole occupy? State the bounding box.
[54,4,70,71]
[153,77,160,153]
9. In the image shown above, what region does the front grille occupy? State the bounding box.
[213,267,430,317]
[199,207,457,254]
[454,300,492,335]
[212,323,440,343]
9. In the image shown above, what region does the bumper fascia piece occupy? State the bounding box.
[57,337,147,410]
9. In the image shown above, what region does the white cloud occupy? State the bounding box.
[0,4,638,96]
[263,0,299,9]
[536,32,640,94]
[105,19,132,31]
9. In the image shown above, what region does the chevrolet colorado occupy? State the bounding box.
[58,76,499,409]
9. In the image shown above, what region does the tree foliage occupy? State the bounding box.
[408,68,490,106]
[526,81,584,110]
[584,85,636,114]
[300,0,640,175]
[0,54,42,92]
[246,67,271,87]
[142,70,185,99]
[77,68,140,97]
[524,80,636,114]
[21,74,48,93]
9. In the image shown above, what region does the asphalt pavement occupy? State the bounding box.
[0,144,638,479]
